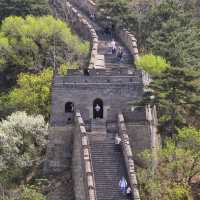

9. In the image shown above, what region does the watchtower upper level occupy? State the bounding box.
[51,68,146,126]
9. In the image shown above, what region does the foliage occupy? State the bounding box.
[0,185,46,200]
[135,0,200,135]
[0,111,48,185]
[0,94,15,119]
[17,186,46,200]
[144,66,200,135]
[136,54,169,75]
[0,15,89,72]
[147,19,200,70]
[134,0,197,49]
[0,0,50,22]
[96,0,130,26]
[8,68,53,120]
[138,127,200,200]
[58,62,79,76]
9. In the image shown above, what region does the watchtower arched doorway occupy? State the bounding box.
[93,98,103,119]
[65,102,75,123]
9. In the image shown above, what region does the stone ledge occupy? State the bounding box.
[75,112,97,200]
[66,1,102,70]
[118,113,141,200]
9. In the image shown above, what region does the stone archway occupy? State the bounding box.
[93,98,103,119]
[65,102,74,113]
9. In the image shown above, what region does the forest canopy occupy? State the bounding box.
[0,0,51,21]
[0,15,89,72]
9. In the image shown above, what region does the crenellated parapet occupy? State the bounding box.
[68,0,96,14]
[117,29,139,62]
[65,1,101,69]
[118,113,141,200]
[74,111,97,200]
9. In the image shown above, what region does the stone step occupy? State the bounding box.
[90,131,128,200]
[89,131,107,141]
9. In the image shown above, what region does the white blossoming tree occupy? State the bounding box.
[0,111,48,184]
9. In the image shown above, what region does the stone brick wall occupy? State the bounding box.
[72,118,86,200]
[68,0,96,14]
[118,113,141,200]
[73,112,97,200]
[117,29,139,61]
[126,123,151,157]
[44,125,74,175]
[51,73,144,126]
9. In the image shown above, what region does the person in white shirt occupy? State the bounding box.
[126,186,132,199]
[111,39,116,54]
[119,177,127,194]
[115,134,121,145]
[95,104,101,112]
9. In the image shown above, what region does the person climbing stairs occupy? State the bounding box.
[89,131,130,200]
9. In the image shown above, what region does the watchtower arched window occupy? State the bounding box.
[65,102,74,113]
[65,102,75,123]
[93,98,103,119]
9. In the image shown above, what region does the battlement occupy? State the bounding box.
[53,69,143,86]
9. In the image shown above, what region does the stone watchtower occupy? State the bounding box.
[45,1,159,200]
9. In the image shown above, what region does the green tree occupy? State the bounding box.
[96,0,130,26]
[0,15,89,72]
[138,127,200,200]
[58,62,79,76]
[8,68,53,120]
[138,1,200,135]
[0,185,46,200]
[0,0,50,21]
[135,0,197,49]
[136,54,169,76]
[0,111,48,185]
[18,186,46,200]
[145,66,199,136]
[147,19,200,70]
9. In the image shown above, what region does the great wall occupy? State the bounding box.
[44,1,159,200]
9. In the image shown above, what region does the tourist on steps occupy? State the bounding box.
[115,134,121,145]
[90,13,96,21]
[119,177,127,194]
[117,47,123,62]
[126,186,132,199]
[111,39,116,54]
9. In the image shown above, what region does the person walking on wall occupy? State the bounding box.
[115,134,121,145]
[117,47,123,62]
[126,186,132,199]
[119,176,127,194]
[90,13,96,21]
[111,39,116,54]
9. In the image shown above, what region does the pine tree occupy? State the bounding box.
[147,67,200,136]
[96,0,130,26]
[141,1,200,135]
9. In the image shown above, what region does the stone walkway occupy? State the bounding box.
[81,12,134,72]
[90,130,129,200]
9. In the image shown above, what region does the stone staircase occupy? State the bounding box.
[89,119,107,141]
[89,132,129,200]
[97,34,133,71]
